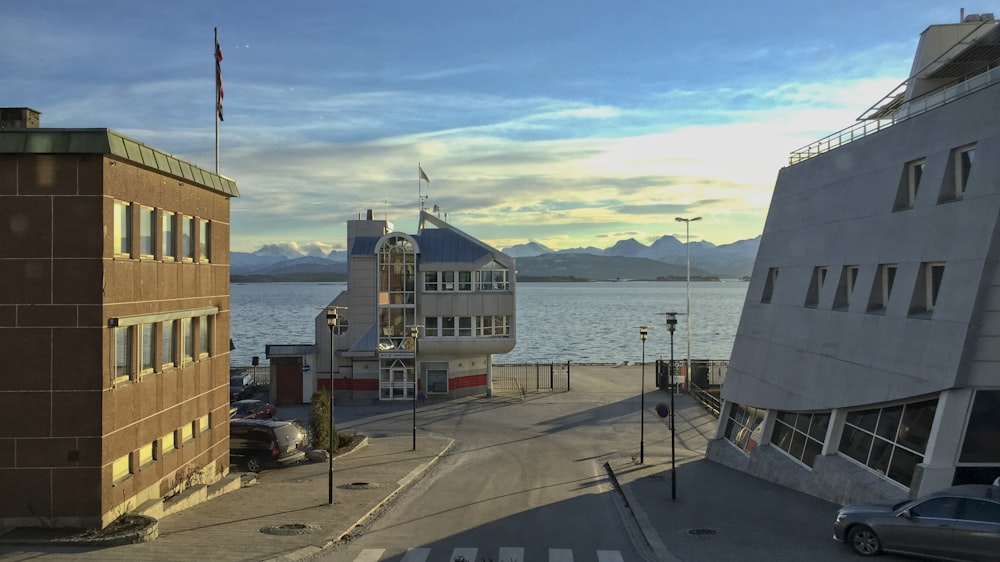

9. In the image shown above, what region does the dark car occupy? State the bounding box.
[230,399,276,419]
[833,483,1000,560]
[229,419,306,473]
[229,372,253,401]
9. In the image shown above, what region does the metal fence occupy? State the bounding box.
[491,362,570,395]
[229,365,271,388]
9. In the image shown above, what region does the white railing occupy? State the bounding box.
[789,66,1000,165]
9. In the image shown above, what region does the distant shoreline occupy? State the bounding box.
[230,274,726,283]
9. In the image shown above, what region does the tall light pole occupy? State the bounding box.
[325,307,338,506]
[639,326,649,464]
[665,312,678,500]
[675,216,701,391]
[408,325,422,451]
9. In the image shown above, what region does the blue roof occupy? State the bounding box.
[415,228,493,264]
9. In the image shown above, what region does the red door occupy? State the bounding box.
[275,361,303,404]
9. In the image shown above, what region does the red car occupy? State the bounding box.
[230,399,276,419]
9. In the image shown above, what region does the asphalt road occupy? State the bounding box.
[324,367,655,561]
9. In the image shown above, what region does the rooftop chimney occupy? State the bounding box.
[0,108,41,129]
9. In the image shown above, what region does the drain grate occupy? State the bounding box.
[260,523,320,536]
[688,528,718,536]
[342,482,380,490]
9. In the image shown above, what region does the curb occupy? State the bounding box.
[604,460,679,562]
[266,438,455,562]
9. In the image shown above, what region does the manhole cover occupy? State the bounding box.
[342,482,380,490]
[644,475,664,481]
[688,528,718,536]
[260,523,320,536]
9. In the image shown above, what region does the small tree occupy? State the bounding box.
[309,390,336,453]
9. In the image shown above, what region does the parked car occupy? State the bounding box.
[229,419,306,473]
[230,372,253,401]
[833,483,1000,560]
[230,399,276,419]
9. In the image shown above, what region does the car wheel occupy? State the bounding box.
[245,456,263,473]
[847,525,881,556]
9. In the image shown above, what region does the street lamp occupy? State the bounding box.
[639,326,649,464]
[665,312,678,500]
[409,325,421,451]
[675,216,702,391]
[325,307,338,505]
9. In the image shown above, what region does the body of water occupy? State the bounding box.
[229,281,749,365]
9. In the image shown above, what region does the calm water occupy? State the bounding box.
[229,281,748,365]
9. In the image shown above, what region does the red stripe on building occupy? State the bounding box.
[450,373,487,390]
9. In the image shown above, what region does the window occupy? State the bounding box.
[199,414,210,434]
[114,200,132,257]
[838,398,938,487]
[441,316,456,337]
[162,319,176,369]
[424,317,439,337]
[182,215,195,261]
[199,219,210,263]
[477,261,509,291]
[138,442,154,467]
[140,322,154,373]
[959,390,1000,464]
[458,271,473,291]
[479,315,494,336]
[894,159,925,211]
[833,265,859,310]
[182,317,194,362]
[181,421,194,443]
[910,262,945,315]
[162,211,176,261]
[138,206,155,258]
[198,316,210,358]
[441,271,455,291]
[114,326,133,383]
[771,411,830,468]
[805,266,826,307]
[761,268,778,303]
[112,453,131,482]
[424,271,439,292]
[867,264,897,313]
[724,403,765,454]
[427,369,448,393]
[941,144,976,201]
[458,316,473,337]
[956,144,975,198]
[160,431,176,456]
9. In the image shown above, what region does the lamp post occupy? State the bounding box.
[409,325,421,451]
[665,312,678,500]
[675,216,701,391]
[639,326,649,464]
[325,308,338,506]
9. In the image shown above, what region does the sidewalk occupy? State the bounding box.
[0,435,453,562]
[607,392,860,562]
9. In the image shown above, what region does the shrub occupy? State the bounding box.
[309,390,337,452]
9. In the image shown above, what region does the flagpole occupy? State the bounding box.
[418,162,422,215]
[214,27,220,174]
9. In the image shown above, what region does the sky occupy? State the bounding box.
[2,1,973,254]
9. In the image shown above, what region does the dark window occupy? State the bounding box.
[909,497,960,519]
[959,390,1000,463]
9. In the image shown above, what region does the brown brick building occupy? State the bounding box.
[0,108,239,529]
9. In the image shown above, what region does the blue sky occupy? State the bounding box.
[3,1,968,253]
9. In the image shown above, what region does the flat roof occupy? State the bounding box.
[0,128,239,198]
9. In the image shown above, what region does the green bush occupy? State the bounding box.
[309,390,337,452]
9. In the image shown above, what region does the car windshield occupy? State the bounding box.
[234,402,256,414]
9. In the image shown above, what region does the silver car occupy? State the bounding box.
[833,483,1000,560]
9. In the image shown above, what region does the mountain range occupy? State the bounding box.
[231,235,760,281]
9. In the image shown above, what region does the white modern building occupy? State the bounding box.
[706,14,1000,505]
[267,209,516,402]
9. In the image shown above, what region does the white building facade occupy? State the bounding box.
[269,210,516,402]
[706,15,1000,506]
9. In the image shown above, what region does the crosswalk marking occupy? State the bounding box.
[499,547,525,561]
[597,550,625,562]
[450,547,478,561]
[351,547,625,561]
[400,547,430,562]
[549,548,573,562]
[352,549,385,562]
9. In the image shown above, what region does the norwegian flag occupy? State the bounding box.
[215,33,224,121]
